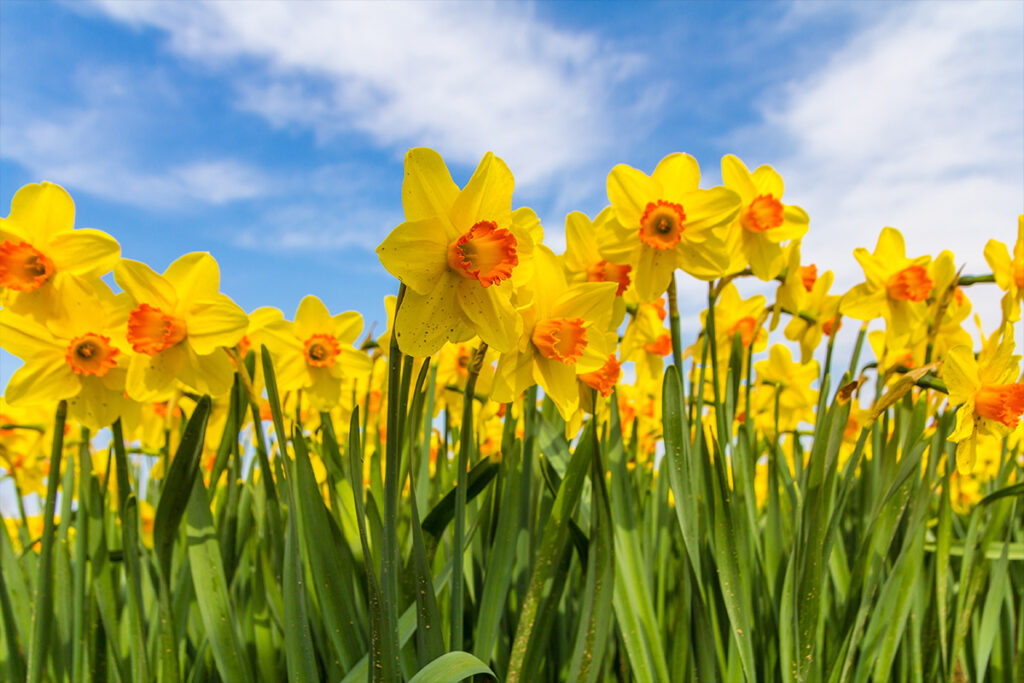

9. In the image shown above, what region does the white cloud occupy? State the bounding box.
[89,0,652,188]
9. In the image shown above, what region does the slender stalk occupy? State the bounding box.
[382,283,407,680]
[667,274,684,371]
[26,400,67,683]
[452,341,488,651]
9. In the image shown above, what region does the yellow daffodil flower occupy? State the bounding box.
[621,298,672,384]
[561,208,631,326]
[942,324,1024,474]
[0,182,120,320]
[776,244,841,363]
[258,295,373,411]
[841,227,936,342]
[751,344,819,435]
[699,282,768,367]
[601,153,741,301]
[720,155,809,280]
[114,252,248,401]
[983,215,1024,323]
[376,148,533,356]
[0,278,132,430]
[492,246,617,421]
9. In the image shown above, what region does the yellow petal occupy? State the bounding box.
[607,164,659,228]
[680,187,741,234]
[47,229,121,275]
[721,155,756,203]
[115,259,177,311]
[5,360,80,405]
[126,346,185,402]
[70,376,127,431]
[743,230,785,281]
[752,165,784,198]
[955,437,977,475]
[375,217,449,295]
[551,281,617,328]
[942,345,981,404]
[449,152,514,232]
[294,295,332,340]
[677,237,731,281]
[634,246,676,302]
[186,294,249,355]
[3,182,76,244]
[332,311,364,345]
[533,358,578,421]
[402,147,460,223]
[456,280,520,353]
[874,227,907,262]
[178,345,235,397]
[652,153,700,198]
[983,239,1011,289]
[394,274,466,357]
[0,311,65,359]
[164,252,221,304]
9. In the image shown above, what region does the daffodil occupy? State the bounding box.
[601,153,741,301]
[841,227,936,342]
[0,398,50,497]
[561,208,631,326]
[720,155,809,280]
[983,215,1024,323]
[621,298,672,384]
[491,246,617,421]
[0,182,120,320]
[114,252,249,401]
[376,148,533,356]
[750,344,819,435]
[942,324,1024,474]
[0,278,133,430]
[776,244,841,363]
[258,295,373,411]
[699,282,768,367]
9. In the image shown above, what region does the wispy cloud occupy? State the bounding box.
[89,0,655,189]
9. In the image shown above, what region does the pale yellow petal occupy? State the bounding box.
[47,229,120,276]
[402,147,460,223]
[449,152,514,232]
[607,165,659,228]
[185,294,249,355]
[375,217,449,295]
[652,153,700,198]
[720,155,756,203]
[115,259,177,311]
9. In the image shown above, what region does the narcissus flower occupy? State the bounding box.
[775,243,841,363]
[0,278,132,430]
[943,324,1024,474]
[115,252,248,401]
[601,154,741,301]
[983,215,1024,323]
[750,344,819,435]
[257,295,373,411]
[720,155,809,280]
[492,246,617,421]
[841,227,936,342]
[0,182,120,320]
[376,148,533,356]
[561,208,631,326]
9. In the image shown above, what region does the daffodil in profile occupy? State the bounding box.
[0,278,132,430]
[750,344,819,435]
[561,208,631,326]
[720,155,809,280]
[115,252,249,401]
[257,295,373,411]
[0,182,120,320]
[943,324,1024,474]
[841,227,937,342]
[983,215,1024,323]
[601,153,741,302]
[376,148,532,357]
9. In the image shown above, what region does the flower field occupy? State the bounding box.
[1,149,1023,682]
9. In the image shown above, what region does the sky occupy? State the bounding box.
[1,0,1023,389]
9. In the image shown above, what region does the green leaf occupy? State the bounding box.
[407,651,496,683]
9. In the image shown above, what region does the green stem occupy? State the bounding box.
[667,275,684,370]
[26,400,67,683]
[452,341,487,651]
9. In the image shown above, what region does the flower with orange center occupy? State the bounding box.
[0,278,132,430]
[983,215,1024,323]
[944,324,1024,474]
[638,200,686,250]
[798,264,817,292]
[127,303,188,355]
[841,227,937,343]
[602,153,741,301]
[731,317,758,347]
[585,259,631,296]
[885,265,932,302]
[775,243,842,363]
[695,282,767,370]
[446,220,518,287]
[532,317,588,364]
[579,355,621,397]
[258,295,373,411]
[303,333,341,368]
[0,182,120,320]
[376,148,533,356]
[492,246,617,422]
[114,252,248,401]
[66,333,120,376]
[720,155,809,281]
[0,241,55,291]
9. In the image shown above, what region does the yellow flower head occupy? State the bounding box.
[0,182,120,321]
[943,324,1024,474]
[720,155,809,280]
[115,252,249,401]
[601,153,741,301]
[376,148,534,357]
[983,215,1024,323]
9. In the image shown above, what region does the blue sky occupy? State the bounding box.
[1,0,1023,389]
